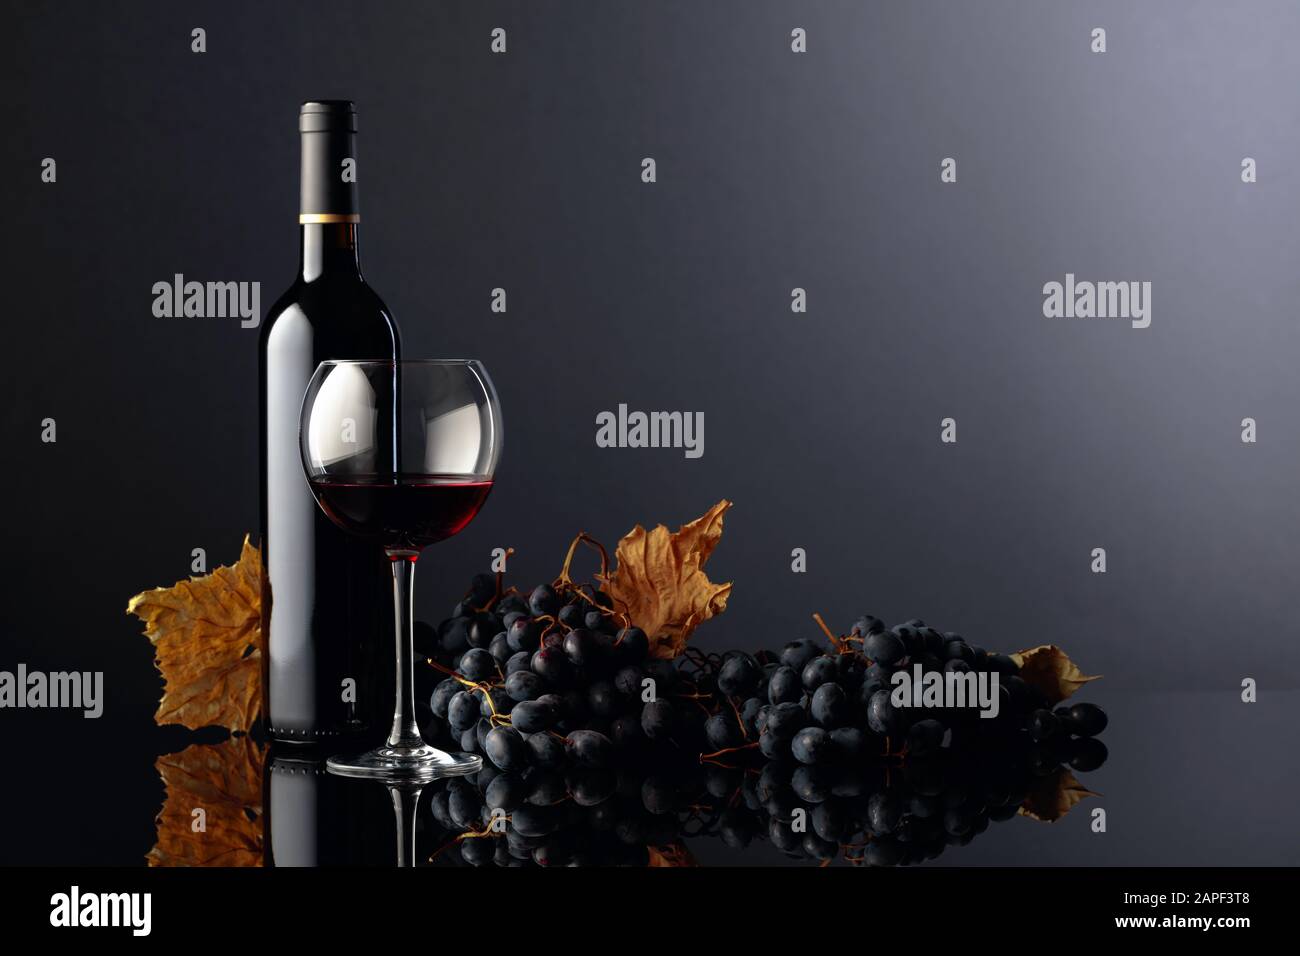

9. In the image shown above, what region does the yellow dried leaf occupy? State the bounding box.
[600,500,733,660]
[1010,644,1101,706]
[646,843,697,867]
[148,737,264,866]
[126,536,262,731]
[1019,768,1100,823]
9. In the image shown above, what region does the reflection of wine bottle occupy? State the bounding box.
[263,750,393,866]
[259,101,400,745]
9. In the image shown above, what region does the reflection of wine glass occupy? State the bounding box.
[300,359,502,781]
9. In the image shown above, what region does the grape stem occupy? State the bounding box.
[471,551,516,612]
[699,741,760,764]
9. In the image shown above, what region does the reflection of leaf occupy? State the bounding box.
[599,500,733,660]
[647,843,697,867]
[1019,768,1099,823]
[149,737,264,867]
[126,536,261,731]
[1010,644,1100,706]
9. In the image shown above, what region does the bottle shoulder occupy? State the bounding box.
[260,276,399,346]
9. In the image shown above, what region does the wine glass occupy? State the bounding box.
[300,359,502,781]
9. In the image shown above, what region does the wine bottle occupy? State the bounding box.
[259,100,400,746]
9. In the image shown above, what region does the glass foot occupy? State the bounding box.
[326,743,482,782]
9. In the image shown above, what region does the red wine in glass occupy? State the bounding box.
[310,475,494,552]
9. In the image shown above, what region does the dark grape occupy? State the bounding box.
[758,731,790,760]
[479,686,512,718]
[526,732,565,769]
[497,593,528,615]
[801,656,837,690]
[448,789,482,828]
[718,653,762,697]
[484,772,528,811]
[447,691,479,732]
[614,665,645,696]
[528,584,560,617]
[802,832,839,861]
[459,647,496,681]
[1028,709,1059,741]
[510,805,557,838]
[531,646,573,686]
[557,603,585,628]
[790,766,832,803]
[765,701,806,739]
[609,715,645,750]
[467,613,500,649]
[488,632,512,663]
[614,627,649,663]
[866,689,905,737]
[507,618,542,653]
[640,700,676,740]
[511,700,557,734]
[906,718,945,756]
[810,682,848,726]
[1069,736,1109,771]
[850,616,884,637]
[943,638,974,665]
[811,801,850,842]
[1068,702,1108,737]
[830,726,866,758]
[430,679,459,718]
[779,639,822,672]
[587,681,619,717]
[791,727,834,765]
[440,617,471,654]
[864,630,906,666]
[562,628,597,666]
[705,713,743,750]
[565,729,615,768]
[740,697,765,735]
[504,669,545,702]
[867,791,903,835]
[767,666,802,705]
[474,717,493,752]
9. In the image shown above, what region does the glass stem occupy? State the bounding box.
[388,785,421,868]
[385,550,423,751]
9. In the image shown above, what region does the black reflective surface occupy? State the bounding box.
[1,688,1292,866]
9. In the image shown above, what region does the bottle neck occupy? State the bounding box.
[300,223,362,282]
[297,116,361,281]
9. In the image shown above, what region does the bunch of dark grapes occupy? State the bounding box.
[712,616,1109,771]
[416,572,713,774]
[416,573,1108,865]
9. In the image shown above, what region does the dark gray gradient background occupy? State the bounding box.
[2,1,1298,864]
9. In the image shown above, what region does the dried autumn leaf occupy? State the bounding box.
[149,737,264,866]
[1010,644,1101,706]
[126,536,262,731]
[599,500,733,660]
[1019,767,1099,823]
[646,843,697,867]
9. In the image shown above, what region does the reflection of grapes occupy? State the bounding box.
[424,727,1102,867]
[416,571,1109,866]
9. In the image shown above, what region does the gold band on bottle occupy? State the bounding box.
[298,213,361,224]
